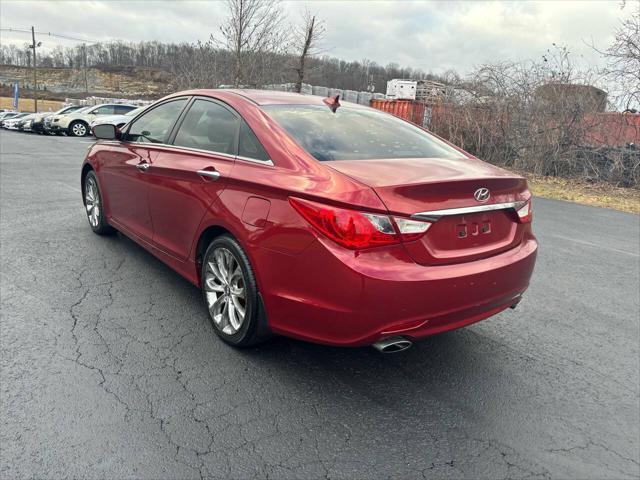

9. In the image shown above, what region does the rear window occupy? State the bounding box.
[262,105,461,161]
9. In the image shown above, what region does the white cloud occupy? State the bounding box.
[0,0,634,75]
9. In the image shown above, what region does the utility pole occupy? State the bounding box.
[28,26,41,112]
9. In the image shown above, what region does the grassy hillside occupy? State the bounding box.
[0,65,172,99]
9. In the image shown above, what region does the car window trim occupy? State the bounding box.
[118,141,274,167]
[170,95,273,164]
[237,119,272,164]
[168,96,241,156]
[122,96,191,144]
[118,95,274,166]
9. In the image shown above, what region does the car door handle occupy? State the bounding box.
[197,169,221,180]
[135,162,150,171]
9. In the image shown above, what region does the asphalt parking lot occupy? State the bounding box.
[1,130,639,479]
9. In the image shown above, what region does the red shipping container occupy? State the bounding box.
[369,99,426,126]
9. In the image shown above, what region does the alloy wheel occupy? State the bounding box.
[204,247,247,335]
[85,177,100,228]
[72,123,87,136]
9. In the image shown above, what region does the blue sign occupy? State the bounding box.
[12,83,19,109]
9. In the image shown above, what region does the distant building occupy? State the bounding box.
[385,79,417,100]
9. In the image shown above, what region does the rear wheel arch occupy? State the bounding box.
[194,224,262,291]
[195,225,232,268]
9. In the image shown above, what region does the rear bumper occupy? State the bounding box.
[257,234,537,347]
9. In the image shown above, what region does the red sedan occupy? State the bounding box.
[84,90,537,352]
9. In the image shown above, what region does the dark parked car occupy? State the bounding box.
[83,90,537,352]
[17,114,39,132]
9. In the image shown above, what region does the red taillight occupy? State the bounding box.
[289,197,431,249]
[516,199,533,223]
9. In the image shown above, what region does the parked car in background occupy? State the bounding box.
[89,106,145,133]
[17,113,39,132]
[85,90,537,352]
[2,113,29,130]
[45,106,89,135]
[51,103,137,137]
[0,111,20,123]
[32,105,84,134]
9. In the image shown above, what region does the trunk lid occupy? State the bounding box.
[328,157,530,265]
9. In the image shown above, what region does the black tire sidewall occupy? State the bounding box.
[201,235,260,347]
[84,171,112,235]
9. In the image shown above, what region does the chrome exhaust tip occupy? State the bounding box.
[372,336,413,353]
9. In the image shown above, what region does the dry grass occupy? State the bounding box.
[0,97,63,113]
[519,171,640,214]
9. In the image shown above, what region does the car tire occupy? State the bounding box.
[83,171,115,235]
[201,235,270,347]
[69,121,88,137]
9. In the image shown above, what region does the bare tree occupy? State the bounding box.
[219,0,287,87]
[599,4,640,110]
[424,46,640,187]
[292,9,325,93]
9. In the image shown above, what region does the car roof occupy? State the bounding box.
[179,89,365,108]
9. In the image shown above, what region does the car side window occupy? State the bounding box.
[173,99,239,155]
[126,99,188,144]
[114,105,136,114]
[238,120,270,161]
[92,106,115,115]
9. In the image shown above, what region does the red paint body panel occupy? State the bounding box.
[83,89,538,347]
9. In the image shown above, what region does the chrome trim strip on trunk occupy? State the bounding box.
[411,201,525,222]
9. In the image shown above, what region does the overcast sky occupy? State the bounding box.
[0,0,634,75]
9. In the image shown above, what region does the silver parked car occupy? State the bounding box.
[2,113,29,130]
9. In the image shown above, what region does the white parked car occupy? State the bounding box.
[2,113,29,130]
[0,111,20,123]
[89,106,145,132]
[34,105,85,134]
[49,103,137,137]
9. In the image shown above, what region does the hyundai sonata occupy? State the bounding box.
[84,90,537,352]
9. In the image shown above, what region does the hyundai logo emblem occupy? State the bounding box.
[474,188,490,203]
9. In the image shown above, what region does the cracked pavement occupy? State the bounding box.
[1,131,639,479]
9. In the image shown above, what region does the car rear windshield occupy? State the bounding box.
[262,105,462,161]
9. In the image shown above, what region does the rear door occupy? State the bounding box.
[147,98,239,261]
[98,97,189,241]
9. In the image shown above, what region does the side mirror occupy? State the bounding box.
[93,124,117,140]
